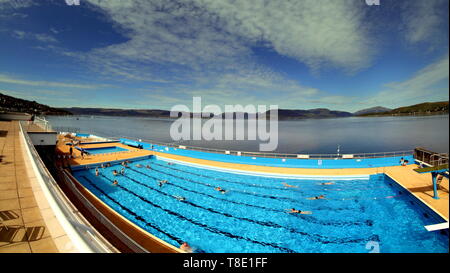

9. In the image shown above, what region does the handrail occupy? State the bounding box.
[19,121,114,253]
[34,116,52,131]
[96,134,413,160]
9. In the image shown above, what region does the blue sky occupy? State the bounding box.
[0,0,448,112]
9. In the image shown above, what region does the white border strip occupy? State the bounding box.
[19,124,94,252]
[155,156,370,180]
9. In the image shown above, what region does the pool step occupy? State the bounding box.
[424,222,449,232]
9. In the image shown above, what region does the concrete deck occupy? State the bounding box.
[385,164,449,221]
[56,135,153,166]
[0,121,60,253]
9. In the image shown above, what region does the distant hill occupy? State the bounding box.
[64,107,170,117]
[357,101,448,116]
[0,92,72,116]
[271,109,353,120]
[63,107,354,119]
[354,106,391,116]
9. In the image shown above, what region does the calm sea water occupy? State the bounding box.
[46,114,449,154]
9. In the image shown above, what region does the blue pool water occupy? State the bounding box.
[72,157,449,253]
[81,146,129,155]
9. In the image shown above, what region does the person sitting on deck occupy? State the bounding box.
[214,187,227,194]
[402,159,409,166]
[180,242,193,253]
[112,170,118,176]
[282,182,298,188]
[307,195,326,200]
[285,208,312,214]
[112,180,119,186]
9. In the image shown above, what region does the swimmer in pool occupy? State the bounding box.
[136,164,143,168]
[214,187,227,194]
[112,180,118,186]
[282,182,298,188]
[167,162,175,165]
[158,180,168,187]
[180,242,193,253]
[120,168,125,175]
[112,170,118,176]
[307,195,326,200]
[146,165,151,169]
[285,208,312,214]
[320,182,334,185]
[95,167,99,176]
[174,195,186,201]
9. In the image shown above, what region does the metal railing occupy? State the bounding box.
[19,121,115,253]
[34,116,52,131]
[53,126,80,133]
[96,134,413,160]
[414,147,449,167]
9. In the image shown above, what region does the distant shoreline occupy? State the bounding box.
[46,111,449,120]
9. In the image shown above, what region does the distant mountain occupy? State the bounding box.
[357,101,449,116]
[63,107,354,119]
[353,106,391,116]
[0,92,72,116]
[269,108,353,120]
[64,107,171,117]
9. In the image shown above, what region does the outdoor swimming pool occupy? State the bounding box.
[72,156,448,253]
[80,146,129,155]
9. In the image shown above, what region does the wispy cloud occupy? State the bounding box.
[0,73,110,89]
[12,30,58,43]
[401,0,448,50]
[85,0,374,75]
[364,53,449,107]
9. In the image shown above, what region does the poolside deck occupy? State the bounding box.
[0,121,61,253]
[55,135,153,166]
[385,164,449,221]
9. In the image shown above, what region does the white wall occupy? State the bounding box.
[29,132,57,146]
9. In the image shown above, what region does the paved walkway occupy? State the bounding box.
[0,121,60,253]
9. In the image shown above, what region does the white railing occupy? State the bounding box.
[101,134,413,160]
[34,116,52,131]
